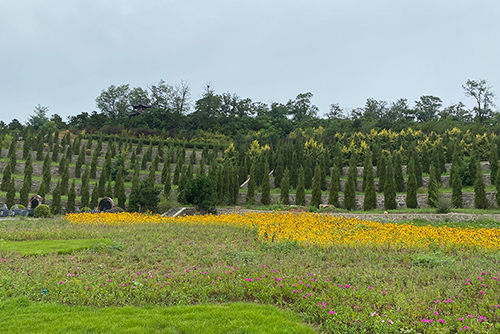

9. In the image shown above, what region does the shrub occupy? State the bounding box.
[436,194,451,214]
[310,165,322,208]
[106,207,124,213]
[34,204,52,218]
[128,178,161,213]
[181,175,216,214]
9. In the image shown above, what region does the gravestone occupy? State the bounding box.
[28,195,43,209]
[98,197,115,212]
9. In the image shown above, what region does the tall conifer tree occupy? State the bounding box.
[384,157,397,210]
[66,181,76,213]
[363,156,377,211]
[51,182,61,215]
[406,157,418,209]
[344,156,357,210]
[310,165,322,208]
[280,168,290,205]
[261,163,271,205]
[394,151,405,192]
[246,164,256,205]
[427,165,439,208]
[474,162,488,209]
[328,166,339,207]
[490,142,498,186]
[295,167,305,206]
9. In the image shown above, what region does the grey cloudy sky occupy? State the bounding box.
[1,0,499,124]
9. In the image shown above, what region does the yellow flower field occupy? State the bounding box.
[66,212,500,249]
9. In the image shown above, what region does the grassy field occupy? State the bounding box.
[1,213,500,333]
[0,298,314,334]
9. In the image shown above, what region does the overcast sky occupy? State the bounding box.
[1,0,499,124]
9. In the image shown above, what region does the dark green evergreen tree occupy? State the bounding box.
[295,167,305,206]
[377,154,386,193]
[290,152,299,189]
[394,151,405,192]
[173,154,182,185]
[65,143,73,162]
[24,153,33,187]
[66,181,76,213]
[36,131,44,161]
[468,151,477,187]
[163,166,171,199]
[8,136,17,173]
[344,156,357,211]
[413,148,423,188]
[496,167,500,208]
[38,153,52,197]
[80,171,90,208]
[406,157,418,209]
[19,178,30,207]
[148,163,156,183]
[51,182,61,215]
[22,130,31,160]
[304,156,313,190]
[140,152,148,170]
[384,157,397,210]
[105,179,113,198]
[90,183,99,209]
[89,149,99,179]
[97,164,107,197]
[136,138,143,155]
[328,166,339,207]
[6,177,15,209]
[451,160,463,208]
[431,147,442,182]
[421,145,430,174]
[1,163,12,191]
[427,165,439,208]
[117,183,127,210]
[280,168,290,205]
[86,137,93,150]
[46,131,53,152]
[310,165,322,208]
[198,155,206,177]
[246,164,255,204]
[490,142,498,186]
[273,154,284,189]
[129,150,136,170]
[75,146,85,178]
[261,162,271,205]
[52,135,60,162]
[152,153,160,172]
[145,141,153,162]
[362,152,370,192]
[474,162,488,209]
[72,135,81,155]
[363,156,377,211]
[161,157,170,184]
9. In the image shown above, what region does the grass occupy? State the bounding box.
[0,216,499,333]
[0,238,112,256]
[0,298,315,334]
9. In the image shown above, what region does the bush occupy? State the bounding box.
[106,207,124,213]
[34,204,52,218]
[181,175,216,214]
[436,194,451,214]
[128,179,161,213]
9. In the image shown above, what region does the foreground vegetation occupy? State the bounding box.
[1,213,500,333]
[0,299,313,334]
